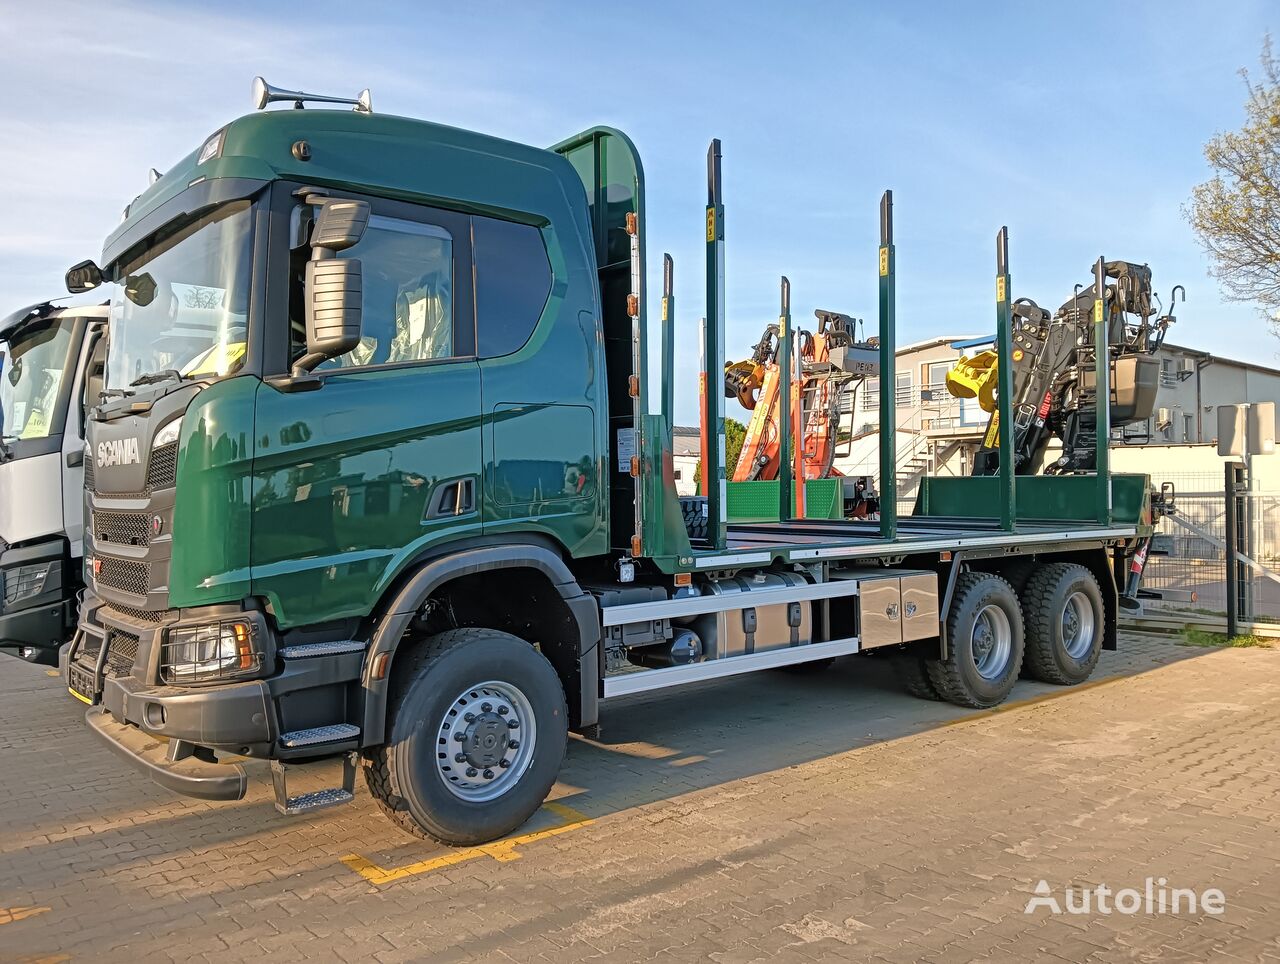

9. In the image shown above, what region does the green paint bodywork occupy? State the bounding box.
[113,109,612,628]
[914,473,1152,532]
[727,479,842,522]
[168,377,258,609]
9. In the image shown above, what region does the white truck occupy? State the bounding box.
[0,301,107,664]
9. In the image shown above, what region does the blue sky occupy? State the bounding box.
[0,0,1273,424]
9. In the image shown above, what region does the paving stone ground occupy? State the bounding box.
[1,633,1278,963]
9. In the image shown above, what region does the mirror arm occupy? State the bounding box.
[291,351,328,378]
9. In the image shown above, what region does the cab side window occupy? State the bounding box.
[474,217,552,358]
[291,211,460,369]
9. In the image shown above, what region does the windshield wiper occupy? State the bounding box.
[130,369,185,387]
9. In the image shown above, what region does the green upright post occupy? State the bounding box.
[1093,257,1112,525]
[705,140,727,550]
[878,191,897,540]
[778,276,793,520]
[995,227,1016,531]
[661,254,675,432]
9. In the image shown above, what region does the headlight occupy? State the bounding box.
[153,417,183,449]
[2,562,54,607]
[161,620,261,683]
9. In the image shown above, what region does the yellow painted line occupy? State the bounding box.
[66,688,91,705]
[341,800,593,886]
[933,674,1126,730]
[0,905,51,925]
[45,669,59,677]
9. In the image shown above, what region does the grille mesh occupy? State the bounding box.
[105,629,139,676]
[102,603,165,625]
[146,443,178,490]
[96,557,150,597]
[93,511,150,548]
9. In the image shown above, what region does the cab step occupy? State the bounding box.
[270,750,358,816]
[279,723,360,748]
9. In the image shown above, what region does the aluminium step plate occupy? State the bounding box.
[279,723,360,748]
[280,640,367,658]
[277,788,355,815]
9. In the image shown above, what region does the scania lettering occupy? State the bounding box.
[64,77,1164,846]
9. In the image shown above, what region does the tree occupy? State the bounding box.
[1188,37,1280,329]
[693,416,747,487]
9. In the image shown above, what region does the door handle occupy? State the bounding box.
[66,450,85,468]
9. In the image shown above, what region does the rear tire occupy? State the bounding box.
[680,496,708,542]
[1022,563,1104,685]
[363,628,567,846]
[893,655,942,701]
[927,572,1024,709]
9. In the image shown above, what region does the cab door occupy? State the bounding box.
[251,200,482,629]
[60,319,106,557]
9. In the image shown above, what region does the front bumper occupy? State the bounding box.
[0,537,76,665]
[0,596,73,665]
[66,591,367,800]
[86,705,248,801]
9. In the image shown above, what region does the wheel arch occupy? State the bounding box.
[360,538,599,744]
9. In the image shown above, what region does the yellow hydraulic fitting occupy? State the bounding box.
[945,351,999,413]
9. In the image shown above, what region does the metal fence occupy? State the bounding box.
[1143,470,1280,620]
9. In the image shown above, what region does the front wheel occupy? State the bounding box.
[363,628,568,846]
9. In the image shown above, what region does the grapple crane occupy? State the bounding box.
[946,261,1182,477]
[725,310,878,483]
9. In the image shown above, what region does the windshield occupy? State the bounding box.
[0,318,75,442]
[106,201,253,391]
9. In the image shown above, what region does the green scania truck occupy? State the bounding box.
[62,78,1156,846]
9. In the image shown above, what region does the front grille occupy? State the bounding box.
[102,603,165,625]
[146,442,178,490]
[96,557,150,597]
[105,629,139,676]
[92,510,150,548]
[84,458,94,491]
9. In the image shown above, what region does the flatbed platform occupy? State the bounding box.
[684,517,1139,569]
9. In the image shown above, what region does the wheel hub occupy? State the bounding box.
[435,681,536,802]
[971,604,1012,681]
[461,713,510,769]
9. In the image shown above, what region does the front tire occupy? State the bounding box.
[1022,563,1104,685]
[363,628,568,846]
[927,572,1024,709]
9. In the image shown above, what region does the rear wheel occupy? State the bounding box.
[680,496,708,542]
[893,654,942,701]
[1022,563,1104,685]
[363,628,567,846]
[927,572,1024,709]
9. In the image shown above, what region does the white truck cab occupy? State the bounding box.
[0,302,107,664]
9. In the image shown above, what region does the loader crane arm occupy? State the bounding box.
[946,261,1182,478]
[725,310,878,484]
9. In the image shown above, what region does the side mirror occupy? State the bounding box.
[292,198,370,378]
[66,259,104,294]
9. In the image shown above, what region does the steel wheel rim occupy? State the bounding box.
[971,604,1012,680]
[434,680,536,802]
[1061,591,1096,660]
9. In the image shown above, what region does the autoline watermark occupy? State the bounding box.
[1025,878,1226,916]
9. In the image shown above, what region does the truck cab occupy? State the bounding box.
[0,302,107,664]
